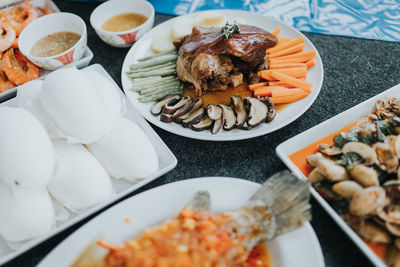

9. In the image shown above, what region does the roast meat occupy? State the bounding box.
[175,25,278,96]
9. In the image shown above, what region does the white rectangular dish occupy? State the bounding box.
[0,64,177,265]
[0,0,94,103]
[276,83,400,267]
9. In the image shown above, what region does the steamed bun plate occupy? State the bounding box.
[0,107,55,189]
[48,139,113,211]
[85,70,126,116]
[87,117,159,182]
[0,183,54,242]
[40,68,112,144]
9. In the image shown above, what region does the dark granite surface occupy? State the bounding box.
[4,1,400,266]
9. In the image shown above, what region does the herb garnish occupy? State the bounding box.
[220,21,240,40]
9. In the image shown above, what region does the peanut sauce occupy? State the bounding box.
[101,13,147,32]
[30,32,80,57]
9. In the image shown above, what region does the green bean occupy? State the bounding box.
[137,49,177,61]
[130,54,178,70]
[127,62,176,74]
[139,82,181,95]
[128,68,176,78]
[138,89,184,103]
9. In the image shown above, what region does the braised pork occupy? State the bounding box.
[175,25,277,96]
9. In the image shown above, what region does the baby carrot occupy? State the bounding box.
[268,43,305,58]
[259,67,307,80]
[270,27,280,36]
[248,82,268,90]
[269,63,306,69]
[267,36,304,55]
[254,86,273,97]
[305,58,316,69]
[271,87,308,97]
[270,70,312,92]
[269,50,316,65]
[269,93,309,104]
[268,81,296,88]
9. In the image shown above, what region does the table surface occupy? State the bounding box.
[4,1,400,266]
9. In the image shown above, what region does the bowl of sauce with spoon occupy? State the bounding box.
[90,0,155,47]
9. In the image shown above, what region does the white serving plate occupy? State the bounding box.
[121,9,324,141]
[0,64,177,265]
[38,177,325,267]
[276,83,400,267]
[0,0,94,102]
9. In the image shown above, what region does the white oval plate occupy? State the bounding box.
[38,177,325,267]
[121,10,324,141]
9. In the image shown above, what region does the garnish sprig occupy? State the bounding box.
[220,21,240,40]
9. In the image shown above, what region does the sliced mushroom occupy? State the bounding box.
[244,97,268,127]
[318,144,342,156]
[181,108,205,128]
[388,135,400,158]
[373,142,399,173]
[191,116,213,131]
[172,100,194,118]
[174,98,203,123]
[218,104,236,130]
[211,117,223,135]
[349,187,386,216]
[342,142,378,165]
[376,205,400,224]
[306,152,324,167]
[315,158,349,182]
[160,113,173,123]
[308,168,324,184]
[357,220,392,244]
[349,164,379,187]
[332,180,362,198]
[206,105,222,120]
[343,215,392,244]
[263,97,276,123]
[162,96,192,114]
[151,95,181,115]
[387,222,400,237]
[231,95,246,127]
[387,244,400,267]
[395,237,400,250]
[239,121,251,130]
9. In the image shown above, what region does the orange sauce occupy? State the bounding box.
[198,17,224,27]
[101,13,147,32]
[288,120,387,260]
[246,243,271,267]
[183,82,287,112]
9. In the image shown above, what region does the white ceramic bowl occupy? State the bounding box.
[90,0,155,47]
[18,13,87,71]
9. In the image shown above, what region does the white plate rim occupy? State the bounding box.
[0,63,177,266]
[121,9,324,141]
[275,83,400,267]
[38,177,325,267]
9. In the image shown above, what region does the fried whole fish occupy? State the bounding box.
[97,171,311,267]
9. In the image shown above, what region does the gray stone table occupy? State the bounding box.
[4,1,400,266]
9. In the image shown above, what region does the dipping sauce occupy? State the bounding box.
[101,13,147,32]
[30,32,81,57]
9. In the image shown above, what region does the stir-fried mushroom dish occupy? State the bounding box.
[306,97,400,264]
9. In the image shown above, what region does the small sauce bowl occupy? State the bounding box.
[18,12,87,71]
[90,0,154,47]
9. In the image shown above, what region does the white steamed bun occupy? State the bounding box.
[85,70,126,116]
[0,107,54,189]
[48,139,113,211]
[87,117,159,182]
[40,67,112,144]
[0,183,54,242]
